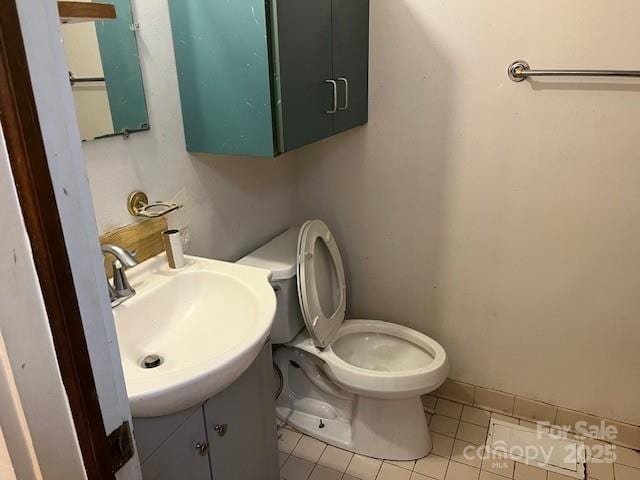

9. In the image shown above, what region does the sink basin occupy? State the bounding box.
[112,253,276,417]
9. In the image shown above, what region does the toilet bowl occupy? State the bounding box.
[291,319,448,400]
[239,220,449,460]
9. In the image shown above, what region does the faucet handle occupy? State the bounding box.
[112,260,136,298]
[107,281,119,303]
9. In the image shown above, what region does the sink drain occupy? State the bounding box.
[141,354,164,369]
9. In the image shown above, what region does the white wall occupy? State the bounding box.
[294,0,640,425]
[83,0,298,262]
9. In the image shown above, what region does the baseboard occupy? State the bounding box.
[423,378,640,451]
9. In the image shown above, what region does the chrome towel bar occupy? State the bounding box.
[68,71,105,85]
[70,76,105,85]
[507,60,640,82]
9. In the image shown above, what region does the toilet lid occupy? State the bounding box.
[297,220,347,348]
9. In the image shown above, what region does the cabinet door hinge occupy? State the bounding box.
[107,421,135,473]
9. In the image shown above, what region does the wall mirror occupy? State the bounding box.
[60,0,149,141]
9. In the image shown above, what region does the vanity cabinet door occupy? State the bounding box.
[273,0,335,152]
[138,408,211,480]
[332,0,369,133]
[204,343,279,480]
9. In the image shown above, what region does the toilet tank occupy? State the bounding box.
[237,227,304,344]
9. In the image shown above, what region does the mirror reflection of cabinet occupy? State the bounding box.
[168,0,369,158]
[60,0,150,141]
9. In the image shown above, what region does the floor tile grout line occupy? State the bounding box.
[453,415,462,440]
[290,430,303,453]
[372,458,383,480]
[384,459,417,473]
[441,454,452,480]
[343,449,357,477]
[311,456,348,479]
[278,424,305,459]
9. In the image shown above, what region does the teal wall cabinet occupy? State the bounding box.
[168,0,369,157]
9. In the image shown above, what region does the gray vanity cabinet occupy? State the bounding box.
[134,342,278,480]
[138,408,210,480]
[204,344,279,479]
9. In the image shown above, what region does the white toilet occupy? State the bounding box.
[239,220,449,460]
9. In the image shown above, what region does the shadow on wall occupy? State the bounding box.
[294,0,453,333]
[528,79,640,92]
[189,152,298,260]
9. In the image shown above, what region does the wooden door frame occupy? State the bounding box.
[0,0,115,478]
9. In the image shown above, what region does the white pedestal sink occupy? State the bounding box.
[112,253,276,417]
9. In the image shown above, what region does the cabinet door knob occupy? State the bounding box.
[337,77,349,111]
[214,424,228,436]
[325,80,338,114]
[194,441,209,456]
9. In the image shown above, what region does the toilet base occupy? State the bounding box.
[277,396,432,460]
[275,347,432,460]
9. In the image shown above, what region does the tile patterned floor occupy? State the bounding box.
[277,399,640,480]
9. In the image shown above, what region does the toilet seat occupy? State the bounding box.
[296,220,347,348]
[293,219,448,399]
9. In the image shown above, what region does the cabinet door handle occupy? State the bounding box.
[214,424,228,436]
[337,77,349,111]
[194,441,209,456]
[325,79,337,114]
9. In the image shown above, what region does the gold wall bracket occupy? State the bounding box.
[127,191,182,219]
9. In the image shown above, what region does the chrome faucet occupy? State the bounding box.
[101,244,138,307]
